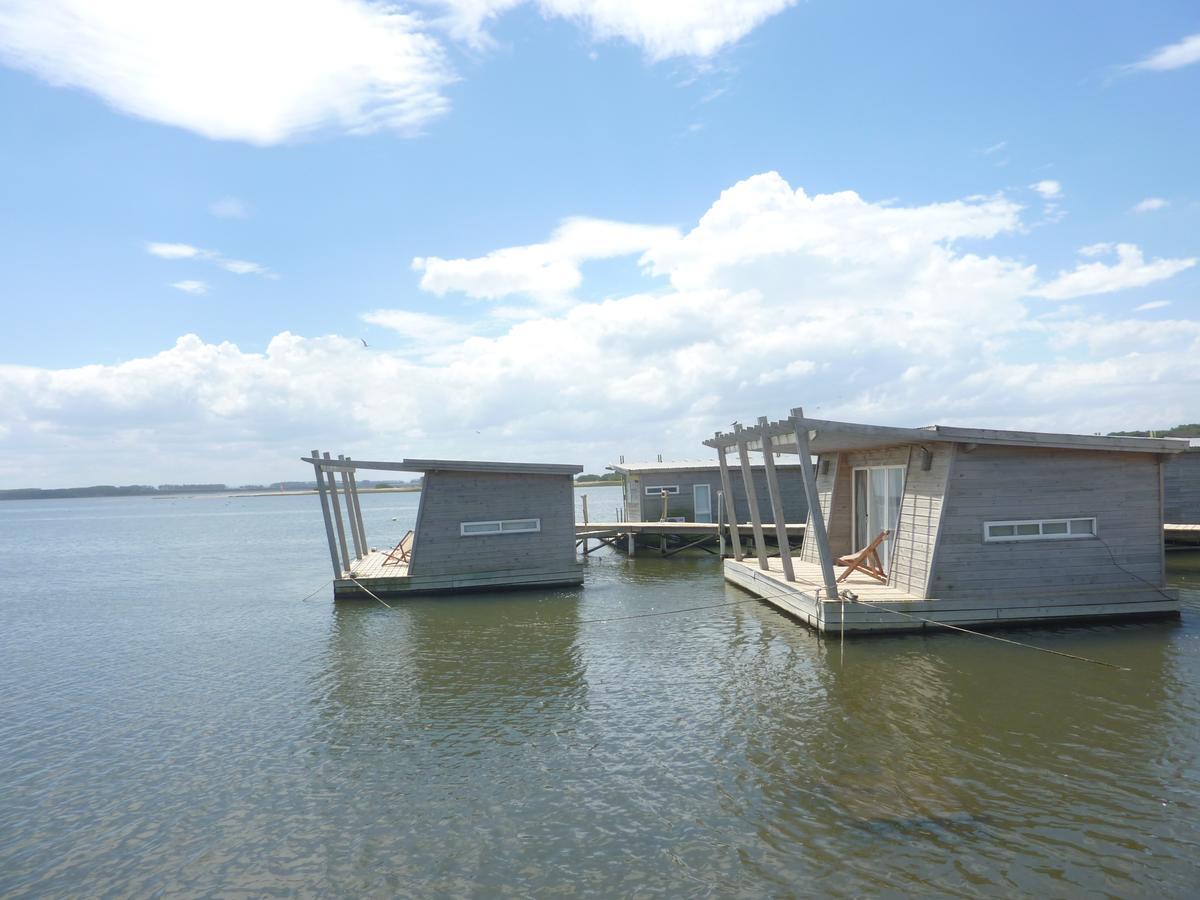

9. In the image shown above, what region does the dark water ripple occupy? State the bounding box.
[1,491,1199,896]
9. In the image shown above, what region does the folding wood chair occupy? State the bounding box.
[381,530,413,566]
[835,529,890,584]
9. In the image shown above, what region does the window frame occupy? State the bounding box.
[982,517,1097,543]
[644,485,680,496]
[459,517,542,537]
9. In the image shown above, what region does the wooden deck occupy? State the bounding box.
[576,521,805,557]
[725,557,1180,635]
[334,549,583,599]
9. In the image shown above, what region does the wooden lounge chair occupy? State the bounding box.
[381,530,413,566]
[835,530,890,583]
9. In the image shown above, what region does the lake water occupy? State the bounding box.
[1,488,1198,896]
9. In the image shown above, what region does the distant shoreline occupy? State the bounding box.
[1,482,620,502]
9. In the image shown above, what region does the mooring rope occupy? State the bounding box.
[347,576,393,609]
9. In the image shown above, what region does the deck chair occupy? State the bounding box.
[835,529,890,584]
[381,530,413,566]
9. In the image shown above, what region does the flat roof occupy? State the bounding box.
[302,456,582,476]
[608,459,804,475]
[704,416,1190,455]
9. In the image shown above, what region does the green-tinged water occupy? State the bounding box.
[1,488,1198,896]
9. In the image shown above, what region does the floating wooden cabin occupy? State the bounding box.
[704,411,1189,635]
[304,453,584,598]
[1164,441,1200,526]
[608,460,809,525]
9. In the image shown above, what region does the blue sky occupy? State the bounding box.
[0,1,1197,486]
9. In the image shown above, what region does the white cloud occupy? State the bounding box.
[980,141,1007,155]
[361,308,470,345]
[210,197,248,219]
[170,280,208,295]
[147,242,273,279]
[1134,300,1170,312]
[1133,197,1169,213]
[147,242,202,260]
[6,172,1199,486]
[219,259,270,276]
[431,1,797,58]
[1127,32,1200,72]
[414,217,679,304]
[1030,180,1061,199]
[0,1,797,145]
[0,0,453,145]
[1032,243,1196,301]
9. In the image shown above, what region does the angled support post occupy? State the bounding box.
[735,423,769,570]
[758,416,795,582]
[715,438,744,561]
[790,407,838,602]
[338,455,363,560]
[345,456,368,554]
[312,449,341,578]
[323,452,351,574]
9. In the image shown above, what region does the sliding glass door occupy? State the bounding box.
[852,465,905,569]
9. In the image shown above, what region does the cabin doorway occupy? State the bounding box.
[852,465,905,570]
[693,484,712,523]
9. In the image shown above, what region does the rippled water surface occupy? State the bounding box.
[2,490,1199,896]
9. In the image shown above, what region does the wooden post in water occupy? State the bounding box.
[758,417,795,582]
[338,455,363,560]
[323,452,351,574]
[717,490,726,558]
[660,489,668,554]
[312,449,341,578]
[789,408,838,602]
[735,424,769,570]
[716,440,744,562]
[581,493,589,555]
[345,456,368,553]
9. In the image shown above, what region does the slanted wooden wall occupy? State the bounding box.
[1163,449,1200,524]
[407,471,578,577]
[623,468,808,523]
[889,444,953,597]
[930,445,1164,599]
[799,453,848,565]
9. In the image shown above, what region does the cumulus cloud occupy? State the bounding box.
[1126,32,1200,73]
[1133,197,1169,213]
[5,172,1198,486]
[147,243,202,260]
[0,0,453,144]
[1031,243,1196,300]
[413,217,679,305]
[1030,180,1062,199]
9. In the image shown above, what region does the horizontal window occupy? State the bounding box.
[983,517,1096,543]
[460,518,541,537]
[644,485,680,496]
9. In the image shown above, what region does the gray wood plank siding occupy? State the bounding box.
[624,468,808,523]
[931,445,1165,599]
[889,444,953,597]
[408,471,579,577]
[1164,449,1200,524]
[800,454,848,565]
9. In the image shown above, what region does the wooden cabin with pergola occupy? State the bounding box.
[303,452,584,599]
[704,409,1186,634]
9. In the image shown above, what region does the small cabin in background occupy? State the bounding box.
[1164,441,1200,525]
[705,411,1188,634]
[607,460,809,524]
[303,453,583,598]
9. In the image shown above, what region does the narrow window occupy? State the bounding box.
[983,517,1097,543]
[460,518,542,537]
[644,485,680,496]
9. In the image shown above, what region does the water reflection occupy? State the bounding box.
[316,590,587,754]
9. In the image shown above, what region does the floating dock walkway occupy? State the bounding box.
[576,521,805,556]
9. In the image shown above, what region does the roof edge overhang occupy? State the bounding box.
[302,456,583,475]
[703,416,1190,456]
